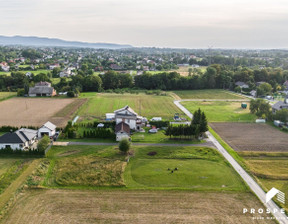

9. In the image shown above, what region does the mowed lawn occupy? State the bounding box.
[125,146,246,191]
[181,101,256,122]
[78,92,184,120]
[173,89,245,99]
[0,92,16,101]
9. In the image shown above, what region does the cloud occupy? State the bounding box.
[0,0,288,48]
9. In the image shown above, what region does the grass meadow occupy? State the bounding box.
[124,146,246,191]
[0,92,16,101]
[181,101,256,122]
[0,158,32,195]
[239,152,288,209]
[78,92,185,120]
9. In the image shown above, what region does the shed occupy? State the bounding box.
[115,122,130,141]
[38,121,56,138]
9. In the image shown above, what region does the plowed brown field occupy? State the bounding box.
[0,98,86,127]
[210,123,288,152]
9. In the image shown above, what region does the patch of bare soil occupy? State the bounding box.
[210,123,288,152]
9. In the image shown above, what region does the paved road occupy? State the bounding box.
[174,99,288,224]
[178,99,251,102]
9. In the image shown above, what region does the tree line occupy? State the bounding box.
[165,109,208,139]
[1,65,288,94]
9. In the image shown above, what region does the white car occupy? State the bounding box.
[148,129,158,133]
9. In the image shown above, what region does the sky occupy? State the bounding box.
[0,0,288,49]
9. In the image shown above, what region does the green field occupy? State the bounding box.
[131,128,201,144]
[78,92,185,120]
[0,69,51,76]
[0,92,16,101]
[42,145,247,191]
[182,101,256,122]
[173,89,245,99]
[124,146,246,190]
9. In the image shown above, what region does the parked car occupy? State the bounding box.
[148,129,158,133]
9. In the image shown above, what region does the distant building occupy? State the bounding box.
[110,64,123,70]
[0,128,38,150]
[28,82,56,97]
[0,62,10,72]
[272,96,288,114]
[235,81,249,89]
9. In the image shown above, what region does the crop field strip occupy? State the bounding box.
[1,189,274,224]
[173,89,246,99]
[78,92,185,120]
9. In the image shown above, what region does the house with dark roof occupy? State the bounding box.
[0,128,38,150]
[28,82,56,97]
[115,122,130,141]
[272,96,288,114]
[38,121,57,138]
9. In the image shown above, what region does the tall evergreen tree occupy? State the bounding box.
[199,112,208,133]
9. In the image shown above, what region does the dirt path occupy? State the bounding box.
[0,159,41,213]
[58,141,216,148]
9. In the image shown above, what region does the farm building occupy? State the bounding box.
[272,96,288,114]
[0,128,37,150]
[38,121,56,138]
[28,82,57,97]
[115,122,131,141]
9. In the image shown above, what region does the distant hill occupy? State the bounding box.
[0,35,133,49]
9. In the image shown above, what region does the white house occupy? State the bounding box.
[0,128,38,151]
[38,121,56,138]
[114,106,138,130]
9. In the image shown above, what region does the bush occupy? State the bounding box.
[37,135,50,153]
[119,138,131,154]
[147,151,157,156]
[149,120,169,128]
